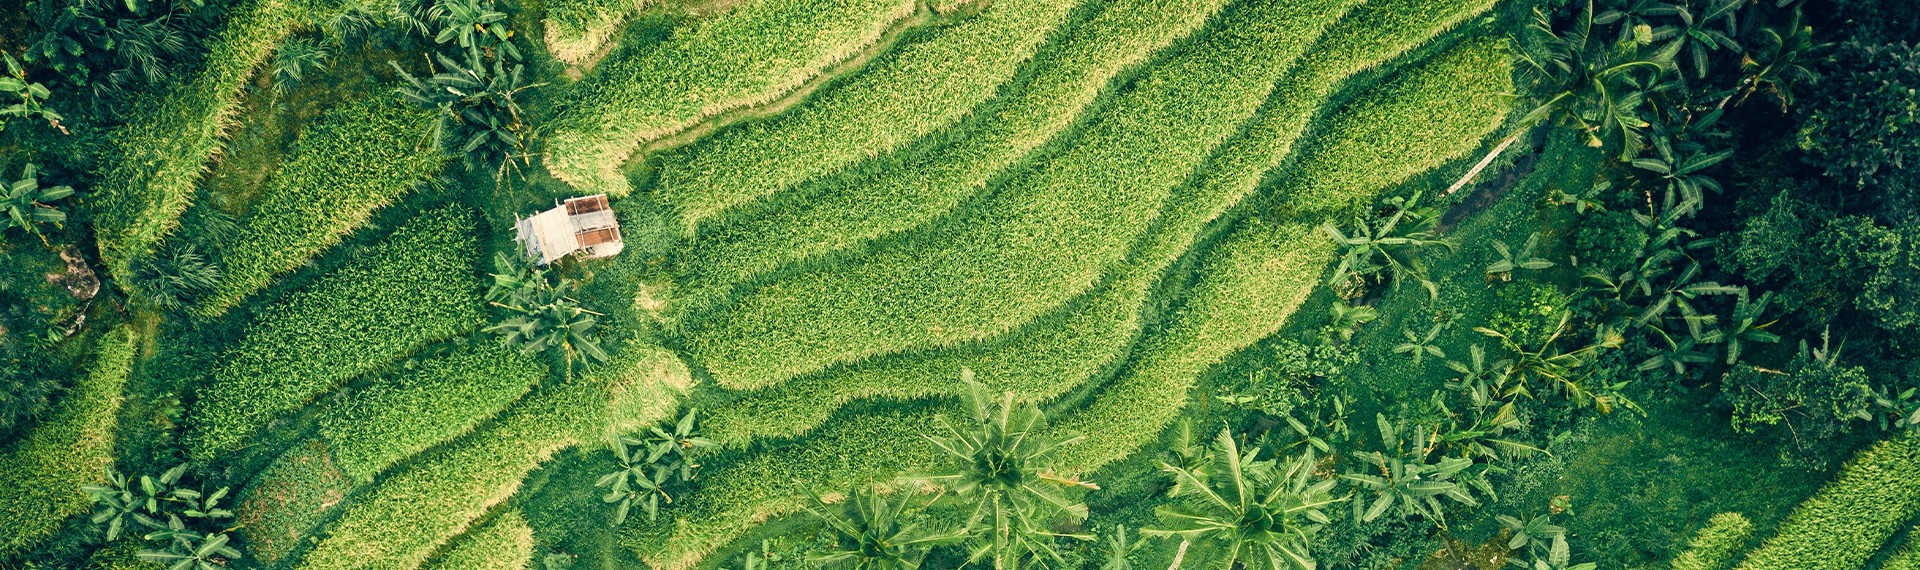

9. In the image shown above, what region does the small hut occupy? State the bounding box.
[514,194,624,265]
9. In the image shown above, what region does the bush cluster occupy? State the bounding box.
[1733,435,1920,570]
[319,343,545,483]
[188,206,486,459]
[194,92,445,317]
[542,0,917,196]
[685,0,1353,390]
[0,327,136,556]
[654,0,1085,230]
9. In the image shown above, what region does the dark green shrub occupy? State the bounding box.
[1573,210,1645,275]
[1719,334,1874,465]
[1798,40,1920,223]
[1487,282,1570,348]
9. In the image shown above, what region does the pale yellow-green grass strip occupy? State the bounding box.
[0,327,137,556]
[91,0,358,284]
[1055,34,1515,470]
[655,0,1089,231]
[1052,221,1329,467]
[542,0,916,196]
[696,0,1501,447]
[1671,513,1754,570]
[676,0,1230,307]
[421,510,536,570]
[292,343,687,570]
[1881,532,1920,570]
[1734,434,1920,570]
[685,0,1345,391]
[544,0,647,66]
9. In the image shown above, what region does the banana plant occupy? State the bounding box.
[1098,525,1146,570]
[596,436,675,525]
[1658,0,1745,78]
[430,0,520,60]
[1393,322,1449,366]
[1733,7,1823,111]
[1513,0,1679,160]
[1636,327,1715,375]
[805,487,966,570]
[1144,428,1341,570]
[1323,191,1454,300]
[1629,111,1734,217]
[3,163,73,240]
[1486,232,1558,282]
[483,248,608,363]
[1,51,62,133]
[1721,291,1782,364]
[137,528,242,570]
[1321,301,1378,345]
[1341,414,1477,525]
[1496,513,1565,552]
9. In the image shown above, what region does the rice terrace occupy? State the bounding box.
[1,0,1916,566]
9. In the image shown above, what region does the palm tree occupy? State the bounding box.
[1143,428,1340,570]
[922,373,1096,570]
[804,487,966,570]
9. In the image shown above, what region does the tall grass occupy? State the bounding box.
[291,343,688,570]
[319,344,545,483]
[693,0,1503,446]
[675,0,1230,308]
[1056,34,1515,470]
[1671,513,1755,570]
[685,0,1355,390]
[1733,435,1920,570]
[541,0,916,196]
[90,0,346,283]
[188,206,485,460]
[654,0,1088,230]
[421,510,535,570]
[194,92,444,317]
[0,328,137,556]
[544,0,648,65]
